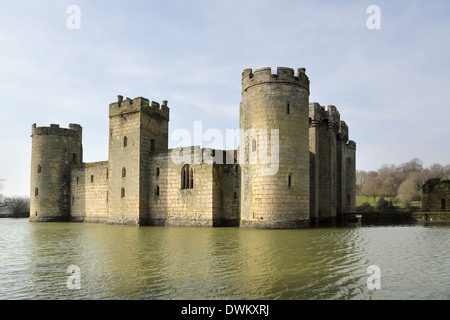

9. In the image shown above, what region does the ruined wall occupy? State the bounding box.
[422,178,450,212]
[70,161,109,223]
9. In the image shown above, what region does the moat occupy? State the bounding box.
[1,218,449,300]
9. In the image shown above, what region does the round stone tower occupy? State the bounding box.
[239,67,310,228]
[30,123,82,222]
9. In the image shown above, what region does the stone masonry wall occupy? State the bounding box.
[70,161,109,223]
[240,67,310,228]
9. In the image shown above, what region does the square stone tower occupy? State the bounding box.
[107,96,169,225]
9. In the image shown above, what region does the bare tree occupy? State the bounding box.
[429,163,446,179]
[360,177,382,201]
[8,196,30,215]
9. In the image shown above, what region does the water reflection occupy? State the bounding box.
[0,219,449,300]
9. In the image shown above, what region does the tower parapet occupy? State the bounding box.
[109,96,169,120]
[242,67,310,93]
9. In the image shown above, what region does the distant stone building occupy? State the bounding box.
[29,67,356,228]
[422,178,450,211]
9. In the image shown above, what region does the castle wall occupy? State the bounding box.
[70,161,109,223]
[345,141,357,212]
[240,67,310,229]
[148,147,240,226]
[317,107,339,220]
[30,67,357,228]
[309,103,321,222]
[336,121,349,217]
[107,96,169,225]
[422,179,450,212]
[30,124,82,222]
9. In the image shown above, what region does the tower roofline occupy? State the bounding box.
[109,95,169,120]
[31,123,82,138]
[242,66,309,93]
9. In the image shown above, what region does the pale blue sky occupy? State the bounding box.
[1,0,449,197]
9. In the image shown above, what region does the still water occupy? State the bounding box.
[0,218,449,300]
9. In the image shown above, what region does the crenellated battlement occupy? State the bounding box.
[31,123,82,138]
[242,66,309,92]
[339,121,349,142]
[346,140,356,150]
[109,95,169,119]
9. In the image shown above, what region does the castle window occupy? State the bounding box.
[156,167,160,177]
[35,187,39,197]
[122,167,126,178]
[121,188,125,198]
[106,170,108,179]
[38,165,42,174]
[72,153,77,164]
[288,175,292,188]
[151,139,156,152]
[106,191,108,202]
[156,185,160,196]
[287,103,291,115]
[442,199,446,210]
[91,175,94,183]
[234,192,237,200]
[235,166,238,173]
[252,139,257,152]
[76,177,79,185]
[181,164,193,190]
[123,136,128,147]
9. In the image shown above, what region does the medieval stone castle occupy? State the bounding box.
[29,67,356,228]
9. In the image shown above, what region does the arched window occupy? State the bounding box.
[288,175,292,188]
[121,188,125,198]
[122,167,126,178]
[181,164,193,190]
[252,139,257,152]
[123,136,128,147]
[91,175,94,183]
[287,103,291,115]
[37,165,42,174]
[156,185,160,196]
[35,187,39,196]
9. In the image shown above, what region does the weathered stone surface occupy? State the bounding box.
[29,66,356,228]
